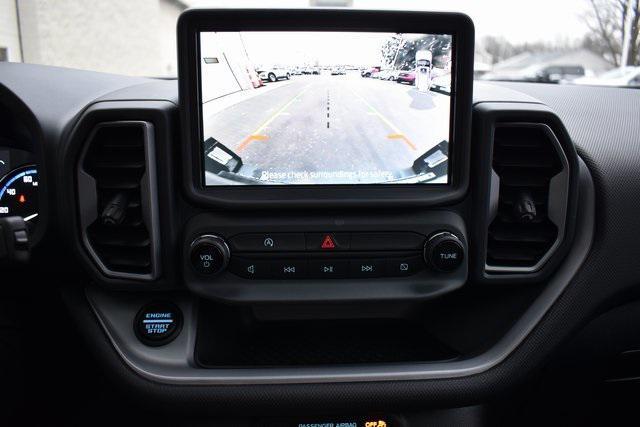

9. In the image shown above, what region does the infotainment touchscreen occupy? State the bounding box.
[198,31,454,186]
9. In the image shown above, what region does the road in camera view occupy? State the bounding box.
[203,72,450,184]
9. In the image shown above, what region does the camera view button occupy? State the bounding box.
[386,256,425,277]
[229,233,306,252]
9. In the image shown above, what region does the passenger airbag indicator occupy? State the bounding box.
[265,417,394,427]
[134,302,183,346]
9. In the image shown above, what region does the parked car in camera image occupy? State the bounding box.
[361,66,381,77]
[430,72,451,94]
[257,66,290,82]
[376,69,400,80]
[428,66,451,94]
[396,70,416,85]
[290,66,303,75]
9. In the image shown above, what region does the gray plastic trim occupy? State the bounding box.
[485,122,570,274]
[77,121,161,281]
[86,160,593,385]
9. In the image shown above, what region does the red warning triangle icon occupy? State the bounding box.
[321,234,336,249]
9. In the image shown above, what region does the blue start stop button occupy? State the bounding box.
[134,302,183,346]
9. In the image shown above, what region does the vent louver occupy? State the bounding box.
[486,123,569,272]
[78,121,160,280]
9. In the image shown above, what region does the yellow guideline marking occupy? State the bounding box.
[237,134,268,152]
[349,86,416,151]
[387,133,417,151]
[237,85,311,152]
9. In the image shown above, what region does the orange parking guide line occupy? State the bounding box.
[387,133,417,151]
[237,134,268,152]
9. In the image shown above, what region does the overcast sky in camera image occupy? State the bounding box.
[239,32,440,67]
[241,32,392,67]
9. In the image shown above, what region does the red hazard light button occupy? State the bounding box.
[305,233,350,251]
[321,235,336,249]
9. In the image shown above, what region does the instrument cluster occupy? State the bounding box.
[0,148,40,231]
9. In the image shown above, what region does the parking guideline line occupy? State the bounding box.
[348,85,417,151]
[237,84,312,152]
[387,133,417,150]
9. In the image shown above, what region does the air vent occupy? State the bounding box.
[486,123,569,273]
[78,121,160,280]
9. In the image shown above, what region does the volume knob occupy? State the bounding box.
[424,232,464,272]
[190,235,230,275]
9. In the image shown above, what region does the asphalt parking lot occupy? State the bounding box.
[203,72,450,184]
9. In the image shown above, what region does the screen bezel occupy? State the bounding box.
[178,8,474,208]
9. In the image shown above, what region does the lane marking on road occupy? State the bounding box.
[326,89,331,129]
[351,86,416,151]
[237,84,312,152]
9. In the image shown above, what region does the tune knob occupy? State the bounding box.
[424,231,465,272]
[189,235,230,275]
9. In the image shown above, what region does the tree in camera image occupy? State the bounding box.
[380,34,452,70]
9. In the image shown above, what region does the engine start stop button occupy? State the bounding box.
[134,302,183,346]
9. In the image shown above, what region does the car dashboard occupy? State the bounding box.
[1,57,640,426]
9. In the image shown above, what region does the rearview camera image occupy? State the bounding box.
[199,31,453,185]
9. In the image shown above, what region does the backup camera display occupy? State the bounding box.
[199,31,453,185]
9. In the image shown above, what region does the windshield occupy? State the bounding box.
[0,0,638,87]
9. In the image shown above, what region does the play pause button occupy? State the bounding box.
[309,260,348,278]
